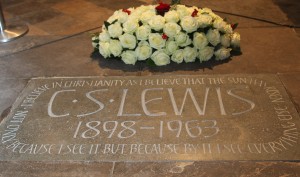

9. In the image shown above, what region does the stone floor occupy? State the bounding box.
[0,0,299,176]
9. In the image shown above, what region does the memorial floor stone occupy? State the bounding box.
[0,74,299,161]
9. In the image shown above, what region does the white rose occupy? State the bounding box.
[136,25,151,40]
[213,19,227,31]
[114,10,129,24]
[148,33,166,49]
[214,47,232,60]
[201,8,213,14]
[196,14,213,28]
[151,50,170,66]
[164,10,180,23]
[108,10,129,24]
[140,10,156,24]
[188,6,199,14]
[198,46,214,62]
[109,40,122,57]
[175,32,192,47]
[107,14,118,24]
[102,25,106,32]
[123,19,139,34]
[131,7,142,17]
[99,42,111,58]
[92,36,99,48]
[148,15,165,31]
[121,50,137,65]
[163,22,181,37]
[175,32,187,45]
[108,22,123,38]
[171,49,184,63]
[201,8,222,20]
[206,29,220,46]
[131,6,143,16]
[135,41,152,61]
[134,5,155,16]
[119,33,137,49]
[231,32,241,48]
[193,32,208,49]
[213,19,232,33]
[224,24,233,34]
[127,14,139,22]
[183,47,198,63]
[180,16,198,33]
[165,40,178,55]
[176,5,190,19]
[221,34,231,48]
[99,31,110,42]
[180,38,192,47]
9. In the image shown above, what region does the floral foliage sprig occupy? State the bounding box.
[92,3,241,66]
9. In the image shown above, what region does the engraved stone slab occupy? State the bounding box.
[0,75,299,161]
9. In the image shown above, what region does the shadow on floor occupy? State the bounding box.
[273,0,300,26]
[91,51,242,73]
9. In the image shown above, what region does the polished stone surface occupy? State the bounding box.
[1,75,299,161]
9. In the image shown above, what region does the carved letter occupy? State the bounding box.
[216,87,227,115]
[168,88,209,115]
[227,88,255,115]
[77,89,108,117]
[48,90,76,118]
[117,89,141,116]
[142,88,166,116]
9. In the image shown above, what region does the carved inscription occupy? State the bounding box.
[0,75,299,161]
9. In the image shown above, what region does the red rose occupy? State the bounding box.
[122,9,131,15]
[191,9,198,17]
[155,2,170,16]
[162,33,168,40]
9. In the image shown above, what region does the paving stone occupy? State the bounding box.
[278,73,300,112]
[0,75,299,161]
[273,0,300,26]
[112,161,300,177]
[184,0,290,24]
[0,0,299,176]
[4,2,48,16]
[0,33,141,78]
[18,8,62,25]
[0,161,113,177]
[0,79,29,121]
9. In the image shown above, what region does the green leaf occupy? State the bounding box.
[232,23,239,30]
[204,26,211,33]
[214,44,223,51]
[104,21,110,30]
[231,47,242,55]
[197,28,204,33]
[138,21,143,26]
[90,32,100,37]
[92,39,99,43]
[93,48,99,53]
[147,59,156,66]
[171,0,181,5]
[111,19,118,25]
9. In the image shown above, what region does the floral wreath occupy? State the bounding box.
[92,0,241,66]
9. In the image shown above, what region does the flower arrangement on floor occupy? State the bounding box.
[92,1,241,66]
